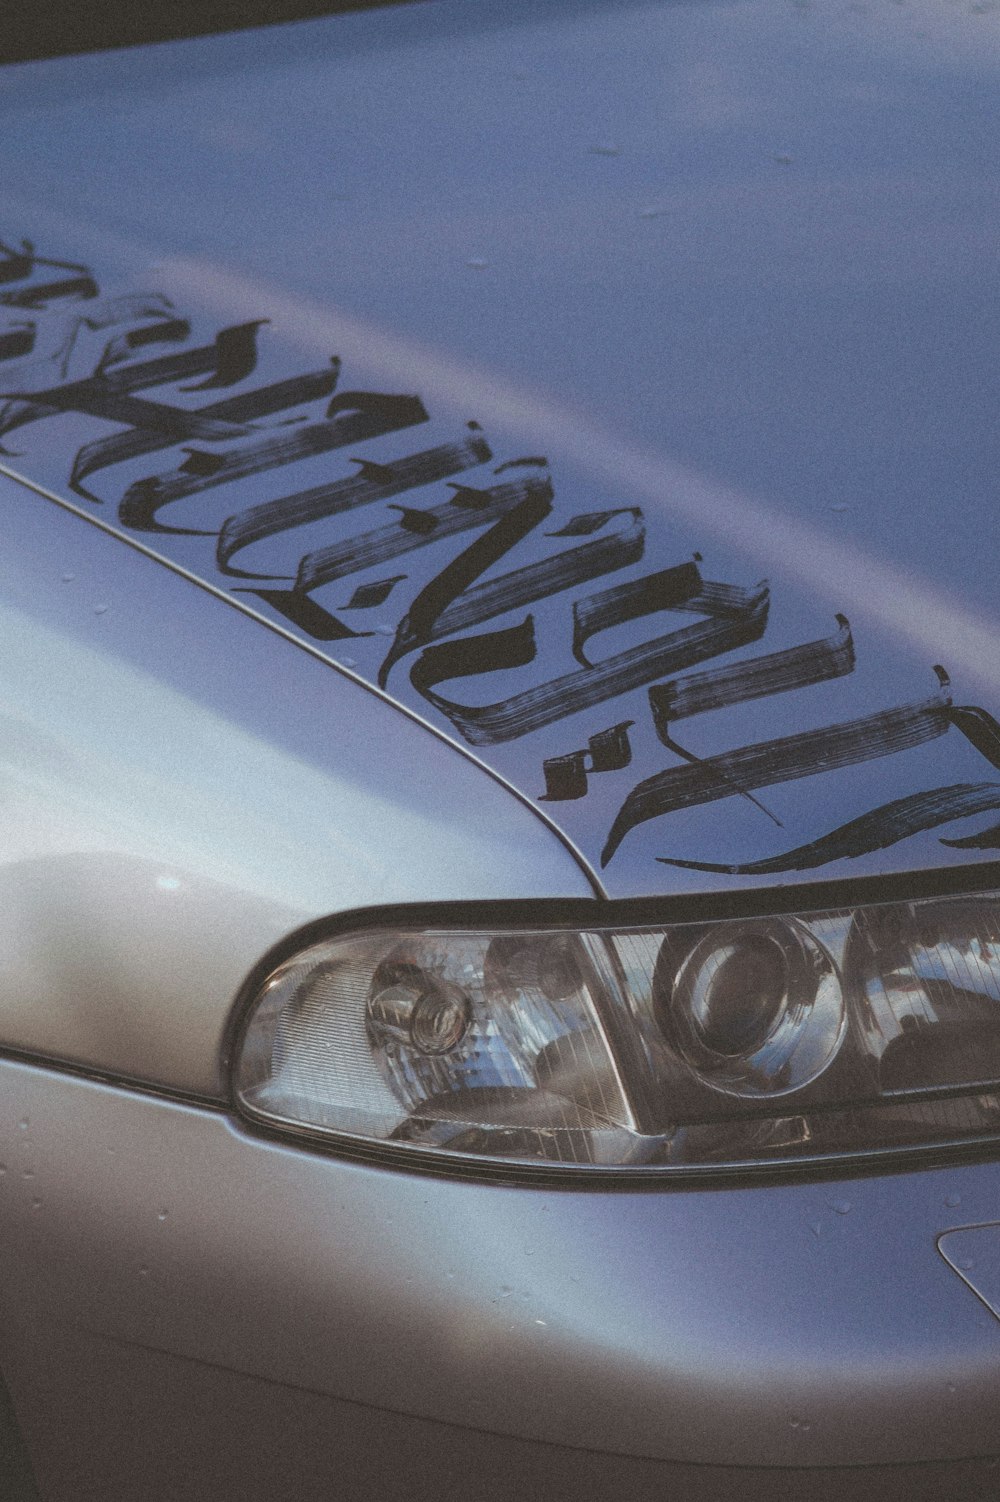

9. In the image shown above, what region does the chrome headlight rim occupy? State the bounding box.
[225,860,1000,1186]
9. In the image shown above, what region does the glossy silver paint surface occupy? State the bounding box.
[1,1056,1000,1487]
[0,3,999,1496]
[1,0,999,896]
[0,466,591,1092]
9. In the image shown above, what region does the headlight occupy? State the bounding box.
[232,889,1000,1175]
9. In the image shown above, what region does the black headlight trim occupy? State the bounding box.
[225,858,1000,1188]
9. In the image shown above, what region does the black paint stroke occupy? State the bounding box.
[101,368,340,518]
[680,580,768,617]
[0,239,98,305]
[540,720,634,801]
[601,683,952,867]
[215,430,491,578]
[250,588,374,643]
[0,322,265,451]
[651,726,784,828]
[295,475,550,593]
[381,507,645,687]
[658,782,1000,874]
[343,575,407,609]
[941,820,1000,850]
[649,614,855,730]
[378,481,560,686]
[0,240,35,284]
[428,510,646,653]
[243,475,552,643]
[947,704,1000,770]
[98,316,192,367]
[550,509,629,538]
[493,456,549,473]
[0,327,34,361]
[116,390,428,525]
[0,298,186,405]
[571,562,757,668]
[0,274,98,308]
[411,566,770,747]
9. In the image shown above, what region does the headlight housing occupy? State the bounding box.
[233,885,1000,1175]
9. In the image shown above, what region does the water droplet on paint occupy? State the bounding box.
[466,258,489,270]
[944,1194,962,1208]
[830,1200,852,1216]
[93,604,109,616]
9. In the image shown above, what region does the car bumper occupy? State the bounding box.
[2,1055,999,1500]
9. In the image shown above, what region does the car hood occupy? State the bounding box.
[2,0,1000,901]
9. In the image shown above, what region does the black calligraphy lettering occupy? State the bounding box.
[659,782,1000,874]
[0,240,98,307]
[0,274,99,309]
[649,614,855,731]
[0,240,35,285]
[540,721,634,801]
[409,509,647,664]
[114,388,428,523]
[248,589,373,643]
[343,575,407,609]
[104,366,341,519]
[411,563,770,746]
[945,704,1000,770]
[381,508,645,686]
[0,322,266,454]
[215,428,492,577]
[571,562,757,668]
[293,474,550,591]
[0,327,34,362]
[379,481,560,685]
[601,675,952,866]
[241,475,552,642]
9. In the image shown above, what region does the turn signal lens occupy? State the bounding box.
[233,890,1000,1173]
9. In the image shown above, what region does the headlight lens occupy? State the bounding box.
[233,890,1000,1173]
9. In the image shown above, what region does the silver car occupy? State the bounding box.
[2,1,1000,1497]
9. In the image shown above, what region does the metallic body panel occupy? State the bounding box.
[13,1328,1000,1501]
[1,1057,999,1478]
[1,0,999,896]
[0,5,999,1494]
[0,468,592,1093]
[939,1222,1000,1325]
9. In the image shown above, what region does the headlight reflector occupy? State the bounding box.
[233,889,1000,1174]
[654,918,845,1098]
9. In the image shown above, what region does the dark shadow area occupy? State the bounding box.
[0,1368,39,1501]
[0,0,413,64]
